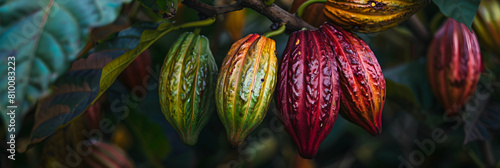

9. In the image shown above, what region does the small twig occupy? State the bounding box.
[182,0,314,32]
[264,0,275,6]
[480,140,496,168]
[182,0,244,16]
[128,1,142,21]
[406,15,431,44]
[465,146,488,168]
[241,0,314,31]
[264,23,286,38]
[297,0,326,18]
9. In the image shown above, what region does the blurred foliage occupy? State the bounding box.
[1,0,500,167]
[433,0,481,30]
[136,0,180,19]
[25,22,159,145]
[0,0,131,136]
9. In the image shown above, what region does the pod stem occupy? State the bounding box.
[194,27,202,35]
[264,0,275,6]
[297,0,327,18]
[173,17,216,30]
[263,24,286,38]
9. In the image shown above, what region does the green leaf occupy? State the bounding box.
[433,0,481,30]
[27,22,173,144]
[0,0,130,134]
[137,0,179,19]
[383,58,438,110]
[98,22,175,99]
[124,109,171,167]
[385,79,418,107]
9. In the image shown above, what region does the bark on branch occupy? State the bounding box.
[182,0,315,32]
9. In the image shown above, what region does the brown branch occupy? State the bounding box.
[182,0,315,32]
[182,0,244,16]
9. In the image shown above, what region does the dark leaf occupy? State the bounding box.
[433,0,481,31]
[0,0,130,133]
[137,0,179,19]
[125,109,171,165]
[26,22,164,145]
[463,75,500,144]
[383,58,438,110]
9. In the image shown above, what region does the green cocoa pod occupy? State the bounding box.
[159,32,218,145]
[216,34,278,146]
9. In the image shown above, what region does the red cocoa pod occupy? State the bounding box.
[82,141,134,168]
[321,23,386,136]
[427,18,482,116]
[119,50,152,92]
[277,29,340,159]
[84,102,101,130]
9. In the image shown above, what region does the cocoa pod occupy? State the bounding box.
[277,29,340,159]
[473,0,500,55]
[216,0,246,41]
[159,32,219,145]
[224,9,246,41]
[84,102,102,130]
[119,50,152,94]
[323,0,427,33]
[321,23,386,136]
[82,141,134,168]
[290,0,329,27]
[427,18,482,116]
[216,34,278,146]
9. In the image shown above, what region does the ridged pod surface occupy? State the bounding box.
[473,0,500,55]
[216,34,278,146]
[323,0,428,33]
[427,18,482,116]
[82,141,134,168]
[159,32,218,145]
[277,30,340,159]
[321,23,386,136]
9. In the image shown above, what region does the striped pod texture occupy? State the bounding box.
[159,32,219,146]
[277,29,341,159]
[427,18,482,116]
[321,23,386,136]
[81,141,134,168]
[323,0,428,33]
[216,34,278,146]
[473,0,500,55]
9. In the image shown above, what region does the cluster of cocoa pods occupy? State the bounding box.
[157,23,386,159]
[156,0,485,160]
[278,24,386,158]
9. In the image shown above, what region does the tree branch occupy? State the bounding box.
[182,0,315,32]
[182,0,244,16]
